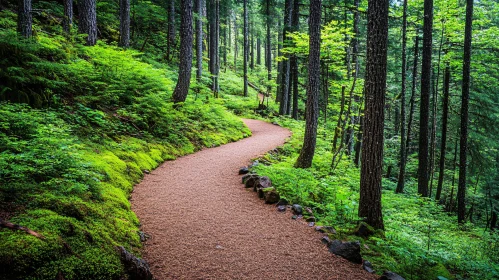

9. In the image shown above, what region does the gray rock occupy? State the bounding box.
[363,260,375,273]
[378,271,405,280]
[308,222,315,227]
[244,175,259,188]
[321,236,331,244]
[143,170,150,174]
[277,205,286,212]
[117,246,153,280]
[239,167,249,175]
[292,215,297,220]
[328,240,362,264]
[292,204,303,215]
[264,189,280,204]
[253,176,272,192]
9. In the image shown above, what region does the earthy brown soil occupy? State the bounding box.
[131,119,376,280]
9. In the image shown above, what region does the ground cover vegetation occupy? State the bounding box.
[1,0,499,279]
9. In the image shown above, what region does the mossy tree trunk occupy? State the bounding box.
[17,0,32,38]
[63,0,73,33]
[358,0,389,230]
[119,0,130,48]
[172,0,193,103]
[78,0,97,46]
[295,0,321,169]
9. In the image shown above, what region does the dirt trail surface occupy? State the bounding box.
[131,119,375,280]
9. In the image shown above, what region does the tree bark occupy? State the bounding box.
[172,0,194,103]
[435,64,450,201]
[417,0,433,197]
[63,0,73,33]
[243,0,249,96]
[257,37,261,65]
[458,0,474,224]
[295,0,321,169]
[119,0,131,48]
[395,0,408,193]
[358,0,389,230]
[196,0,203,81]
[405,36,420,158]
[17,0,32,38]
[78,0,97,46]
[291,0,300,119]
[167,0,176,60]
[279,0,293,115]
[266,0,272,91]
[212,0,220,96]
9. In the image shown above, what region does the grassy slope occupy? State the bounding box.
[253,118,499,280]
[0,8,257,279]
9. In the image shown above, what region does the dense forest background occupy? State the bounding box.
[1,0,499,279]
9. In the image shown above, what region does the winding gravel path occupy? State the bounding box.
[131,119,375,280]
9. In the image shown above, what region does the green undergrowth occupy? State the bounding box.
[0,10,250,279]
[253,117,499,280]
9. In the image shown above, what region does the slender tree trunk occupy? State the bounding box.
[167,0,176,60]
[279,0,292,115]
[78,0,97,46]
[196,0,203,81]
[418,0,434,197]
[172,0,194,103]
[18,0,32,38]
[295,0,321,169]
[333,86,346,152]
[395,0,408,194]
[250,21,255,70]
[458,0,474,224]
[234,13,238,71]
[429,24,446,197]
[243,0,249,96]
[448,138,458,212]
[407,36,420,154]
[291,0,300,119]
[212,0,220,96]
[358,0,389,230]
[119,0,131,48]
[266,0,272,91]
[257,37,261,65]
[348,0,360,157]
[63,0,73,34]
[436,64,450,201]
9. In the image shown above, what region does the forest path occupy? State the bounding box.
[131,119,375,280]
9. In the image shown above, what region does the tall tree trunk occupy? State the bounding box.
[279,0,293,115]
[257,37,261,65]
[429,24,446,197]
[78,0,97,46]
[167,0,176,60]
[417,0,434,197]
[234,13,238,71]
[348,0,360,157]
[266,0,272,92]
[295,0,321,169]
[63,0,73,34]
[212,0,220,96]
[405,36,420,158]
[172,0,194,103]
[458,0,474,224]
[243,0,249,96]
[18,0,32,38]
[332,86,346,152]
[119,0,131,48]
[250,21,255,70]
[196,0,203,81]
[358,0,389,230]
[436,64,450,201]
[395,0,408,194]
[291,0,300,119]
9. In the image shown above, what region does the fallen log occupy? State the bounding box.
[0,218,45,239]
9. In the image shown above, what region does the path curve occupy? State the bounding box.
[131,119,375,280]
